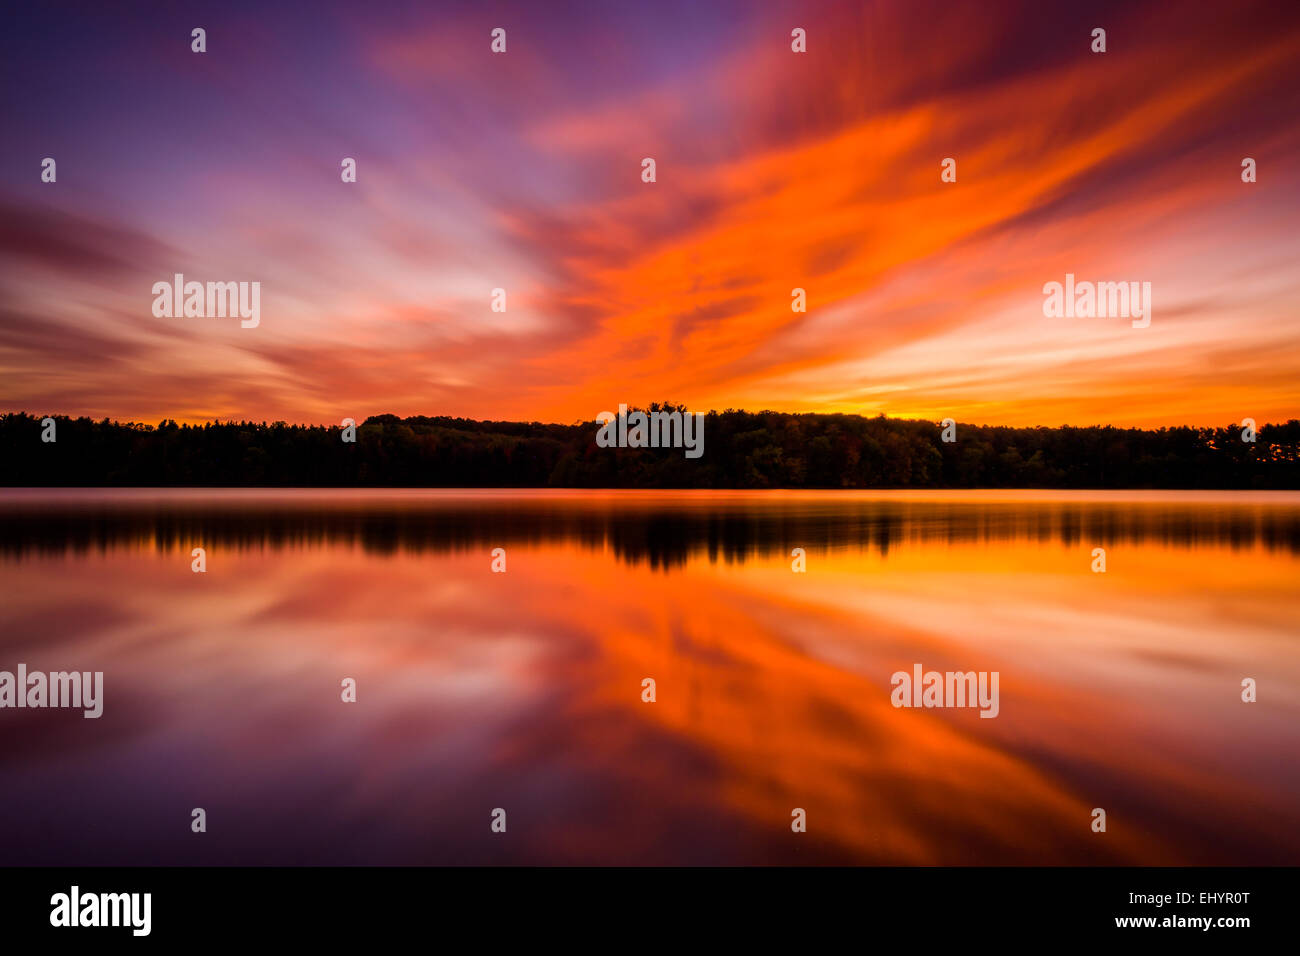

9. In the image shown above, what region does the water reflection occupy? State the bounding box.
[0,489,1297,865]
[2,489,1298,567]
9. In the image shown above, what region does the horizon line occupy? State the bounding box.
[3,409,1296,433]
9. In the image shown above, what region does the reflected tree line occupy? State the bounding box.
[2,497,1297,565]
[2,410,1298,489]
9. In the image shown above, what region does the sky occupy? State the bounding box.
[1,0,1298,427]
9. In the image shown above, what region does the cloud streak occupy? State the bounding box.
[1,0,1297,426]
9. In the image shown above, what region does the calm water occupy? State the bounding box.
[1,489,1297,865]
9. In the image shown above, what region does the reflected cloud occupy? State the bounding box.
[0,490,1296,863]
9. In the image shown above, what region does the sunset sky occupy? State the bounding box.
[1,0,1297,427]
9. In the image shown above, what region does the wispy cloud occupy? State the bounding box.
[1,0,1297,425]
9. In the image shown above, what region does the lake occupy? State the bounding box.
[1,489,1297,864]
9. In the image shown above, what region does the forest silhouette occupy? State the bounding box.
[2,409,1297,489]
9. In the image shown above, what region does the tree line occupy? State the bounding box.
[1,410,1297,488]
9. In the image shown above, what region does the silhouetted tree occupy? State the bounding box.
[1,411,1296,489]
